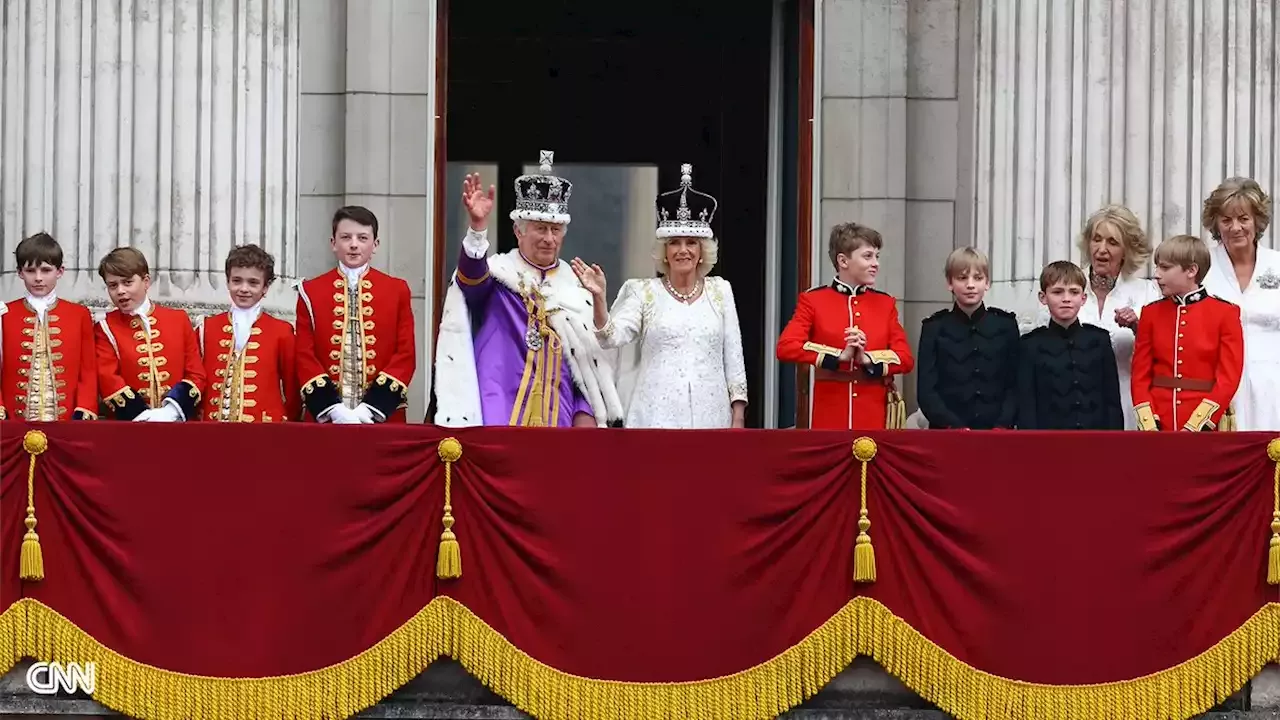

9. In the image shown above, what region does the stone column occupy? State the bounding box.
[0,0,300,320]
[972,0,1280,325]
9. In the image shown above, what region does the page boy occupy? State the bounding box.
[1017,261,1123,430]
[916,247,1019,429]
[94,247,205,421]
[295,206,416,423]
[0,232,98,421]
[1131,234,1243,431]
[199,245,300,422]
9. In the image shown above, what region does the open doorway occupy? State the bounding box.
[434,0,801,428]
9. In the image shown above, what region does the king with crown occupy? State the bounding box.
[432,151,624,427]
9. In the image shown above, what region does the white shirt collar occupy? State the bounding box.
[340,264,368,284]
[132,297,153,318]
[230,302,262,351]
[25,291,57,319]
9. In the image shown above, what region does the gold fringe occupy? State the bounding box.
[0,596,1276,720]
[1268,439,1280,585]
[1220,405,1237,432]
[852,437,878,584]
[20,430,48,582]
[885,387,907,429]
[437,438,463,580]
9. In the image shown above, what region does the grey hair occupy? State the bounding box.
[653,237,718,277]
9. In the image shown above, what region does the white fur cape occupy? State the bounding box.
[433,251,624,428]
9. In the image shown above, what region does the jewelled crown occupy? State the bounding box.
[511,150,573,225]
[656,164,717,239]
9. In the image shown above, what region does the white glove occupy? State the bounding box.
[139,404,183,420]
[353,404,378,424]
[325,405,361,424]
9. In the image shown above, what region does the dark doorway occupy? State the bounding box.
[444,0,775,427]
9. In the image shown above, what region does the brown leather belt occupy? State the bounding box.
[1153,375,1213,392]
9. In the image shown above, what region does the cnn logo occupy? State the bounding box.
[25,661,96,695]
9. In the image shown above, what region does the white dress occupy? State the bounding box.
[1204,244,1280,431]
[1032,273,1160,430]
[597,277,749,429]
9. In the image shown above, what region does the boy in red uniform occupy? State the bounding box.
[776,222,914,429]
[94,248,206,421]
[0,232,98,421]
[1131,234,1244,431]
[295,206,416,423]
[200,245,300,422]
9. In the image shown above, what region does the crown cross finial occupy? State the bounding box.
[539,150,555,174]
[680,163,693,187]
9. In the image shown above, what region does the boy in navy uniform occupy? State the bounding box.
[1017,261,1124,430]
[916,247,1020,429]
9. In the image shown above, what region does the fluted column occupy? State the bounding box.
[973,0,1280,324]
[0,0,300,320]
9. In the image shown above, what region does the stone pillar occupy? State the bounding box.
[0,0,300,321]
[972,0,1280,325]
[818,0,970,409]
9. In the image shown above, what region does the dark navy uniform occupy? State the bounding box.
[1017,320,1123,430]
[915,304,1020,429]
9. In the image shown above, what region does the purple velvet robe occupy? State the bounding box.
[457,248,594,426]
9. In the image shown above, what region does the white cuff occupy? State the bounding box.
[463,228,489,260]
[161,398,186,422]
[317,404,341,423]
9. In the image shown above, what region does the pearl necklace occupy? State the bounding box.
[665,278,702,302]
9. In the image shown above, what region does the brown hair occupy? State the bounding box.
[944,247,989,280]
[332,206,380,238]
[827,223,882,268]
[1202,177,1272,242]
[1039,260,1086,292]
[224,244,277,285]
[1154,234,1212,283]
[1078,205,1151,277]
[14,232,63,269]
[97,247,150,281]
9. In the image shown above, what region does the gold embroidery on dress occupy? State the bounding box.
[130,313,164,409]
[336,275,373,409]
[21,311,58,421]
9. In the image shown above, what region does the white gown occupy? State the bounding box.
[1204,244,1280,431]
[1032,273,1160,430]
[597,277,749,429]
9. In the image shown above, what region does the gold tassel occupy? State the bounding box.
[437,438,463,580]
[1268,439,1280,585]
[852,437,878,584]
[20,430,49,582]
[1221,406,1236,432]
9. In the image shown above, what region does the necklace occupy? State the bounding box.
[1090,269,1117,292]
[665,278,702,302]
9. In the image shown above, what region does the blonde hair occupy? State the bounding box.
[944,247,989,280]
[1078,205,1150,277]
[1039,261,1086,292]
[1154,234,1211,283]
[653,237,718,277]
[1202,177,1272,242]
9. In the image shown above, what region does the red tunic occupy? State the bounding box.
[295,267,416,422]
[200,310,301,422]
[1130,287,1244,431]
[0,298,98,421]
[94,303,207,420]
[777,279,915,429]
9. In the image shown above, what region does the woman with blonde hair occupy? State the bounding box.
[571,164,748,428]
[1035,205,1159,429]
[1202,177,1280,431]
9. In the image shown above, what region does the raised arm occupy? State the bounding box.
[719,280,748,426]
[456,173,498,314]
[593,278,645,349]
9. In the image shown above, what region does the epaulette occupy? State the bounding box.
[803,285,826,293]
[1207,294,1238,307]
[866,287,891,296]
[923,308,950,323]
[987,306,1016,319]
[1080,323,1111,337]
[1141,297,1165,311]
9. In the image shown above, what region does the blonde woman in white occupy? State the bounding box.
[1033,205,1160,429]
[1202,177,1280,431]
[570,164,748,428]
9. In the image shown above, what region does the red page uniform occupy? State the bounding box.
[1131,287,1243,431]
[94,301,206,420]
[777,279,914,429]
[200,308,301,422]
[0,297,98,420]
[295,266,416,422]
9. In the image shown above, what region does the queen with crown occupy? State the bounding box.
[433,151,624,427]
[571,164,748,429]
